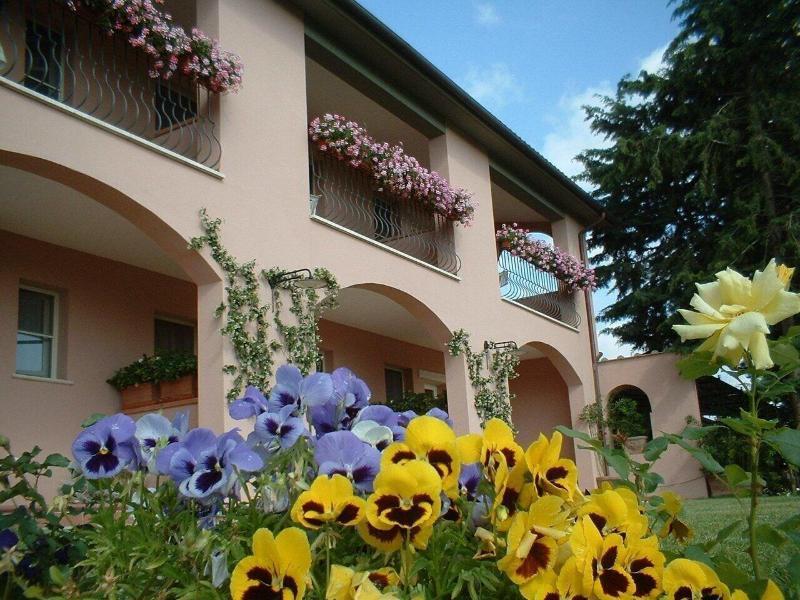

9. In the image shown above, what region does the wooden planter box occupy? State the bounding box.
[159,373,198,402]
[120,373,197,411]
[120,382,159,411]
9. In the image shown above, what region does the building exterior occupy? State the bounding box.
[597,353,708,498]
[2,0,698,496]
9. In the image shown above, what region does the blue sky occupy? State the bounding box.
[359,0,681,358]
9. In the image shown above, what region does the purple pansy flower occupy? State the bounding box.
[72,414,138,479]
[459,463,482,500]
[314,431,380,493]
[332,367,370,417]
[228,386,268,420]
[354,405,406,441]
[268,364,333,412]
[425,407,454,427]
[157,428,263,500]
[252,405,306,451]
[397,410,418,428]
[0,529,18,551]
[135,412,188,471]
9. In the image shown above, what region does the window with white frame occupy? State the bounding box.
[16,287,58,378]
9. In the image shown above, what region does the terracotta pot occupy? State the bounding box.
[159,373,198,402]
[121,382,158,411]
[623,435,648,454]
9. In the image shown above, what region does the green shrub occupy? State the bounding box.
[106,351,197,391]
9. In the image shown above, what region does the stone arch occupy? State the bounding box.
[606,384,654,440]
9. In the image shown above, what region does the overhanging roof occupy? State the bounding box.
[290,0,606,225]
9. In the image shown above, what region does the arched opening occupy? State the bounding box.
[606,385,653,442]
[318,283,453,415]
[0,153,221,495]
[509,341,581,460]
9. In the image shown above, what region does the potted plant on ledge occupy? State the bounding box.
[607,395,650,454]
[107,352,198,411]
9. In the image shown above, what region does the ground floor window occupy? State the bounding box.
[154,317,195,354]
[384,366,406,402]
[16,286,58,378]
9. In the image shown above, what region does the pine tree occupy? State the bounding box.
[581,0,800,354]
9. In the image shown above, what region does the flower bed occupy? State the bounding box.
[3,361,784,599]
[496,223,597,292]
[65,0,243,93]
[309,114,476,224]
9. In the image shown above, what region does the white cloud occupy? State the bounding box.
[638,44,668,74]
[474,3,501,26]
[541,83,614,182]
[462,63,522,111]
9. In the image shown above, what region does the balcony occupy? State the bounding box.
[309,146,461,275]
[498,249,581,327]
[0,0,221,171]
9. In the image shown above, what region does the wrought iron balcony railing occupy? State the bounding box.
[0,0,221,170]
[309,147,461,275]
[498,249,581,327]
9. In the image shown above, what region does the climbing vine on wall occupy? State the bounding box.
[446,329,519,427]
[265,267,339,375]
[189,210,339,400]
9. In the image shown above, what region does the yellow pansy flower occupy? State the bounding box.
[663,558,730,600]
[498,495,571,585]
[231,527,311,600]
[291,474,366,529]
[732,579,785,600]
[656,491,692,542]
[381,416,461,496]
[578,488,648,540]
[624,535,665,599]
[673,260,800,370]
[520,557,592,600]
[570,515,635,600]
[359,459,442,552]
[480,418,526,481]
[326,565,400,600]
[525,431,579,500]
[491,456,534,531]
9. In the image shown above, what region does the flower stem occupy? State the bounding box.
[746,363,763,581]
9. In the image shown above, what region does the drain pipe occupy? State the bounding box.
[579,211,607,474]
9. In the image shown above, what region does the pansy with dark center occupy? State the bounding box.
[230,528,310,600]
[228,386,269,420]
[267,364,333,414]
[252,404,306,452]
[314,430,381,493]
[134,412,188,471]
[72,414,138,479]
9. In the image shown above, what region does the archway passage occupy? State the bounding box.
[0,158,220,497]
[318,284,450,410]
[607,385,653,441]
[509,343,575,460]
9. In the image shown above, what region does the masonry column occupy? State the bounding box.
[445,353,480,435]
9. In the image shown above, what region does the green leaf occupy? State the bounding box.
[768,340,800,366]
[43,453,70,468]
[723,464,749,488]
[682,544,714,566]
[777,513,800,532]
[666,434,724,473]
[703,520,742,551]
[764,427,800,466]
[713,558,750,590]
[677,352,720,380]
[721,417,756,436]
[80,413,107,428]
[643,436,669,461]
[754,523,787,547]
[787,325,800,338]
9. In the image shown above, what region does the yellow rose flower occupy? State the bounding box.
[230,527,311,600]
[359,459,442,552]
[291,474,366,529]
[673,260,800,369]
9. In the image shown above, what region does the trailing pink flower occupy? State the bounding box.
[309,114,476,225]
[496,223,596,292]
[65,0,243,93]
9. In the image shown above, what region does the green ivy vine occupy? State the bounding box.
[265,267,339,375]
[447,329,519,427]
[189,210,339,400]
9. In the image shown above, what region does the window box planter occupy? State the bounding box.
[159,373,198,402]
[120,382,159,411]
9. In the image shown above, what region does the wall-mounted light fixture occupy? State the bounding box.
[483,340,518,352]
[266,268,327,289]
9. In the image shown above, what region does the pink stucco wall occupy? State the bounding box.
[597,353,708,498]
[318,319,445,403]
[510,358,575,459]
[0,231,197,498]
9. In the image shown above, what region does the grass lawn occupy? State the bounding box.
[663,496,800,595]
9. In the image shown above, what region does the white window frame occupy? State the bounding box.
[154,315,197,353]
[16,285,59,379]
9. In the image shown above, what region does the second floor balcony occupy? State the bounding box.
[0,0,222,171]
[308,144,462,276]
